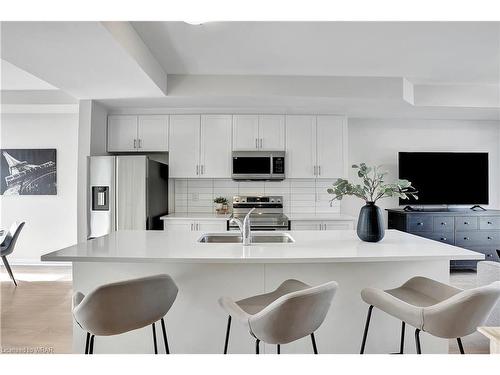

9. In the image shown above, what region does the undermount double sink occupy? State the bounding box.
[198,232,295,244]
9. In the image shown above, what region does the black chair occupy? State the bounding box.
[1,222,25,286]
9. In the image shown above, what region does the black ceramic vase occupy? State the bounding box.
[357,202,385,242]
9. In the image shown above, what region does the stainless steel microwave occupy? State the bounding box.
[232,151,285,181]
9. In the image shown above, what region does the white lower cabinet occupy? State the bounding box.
[291,220,354,231]
[197,221,227,232]
[163,219,226,232]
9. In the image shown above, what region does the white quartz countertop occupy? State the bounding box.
[160,213,355,221]
[160,213,230,221]
[41,229,483,264]
[286,213,356,221]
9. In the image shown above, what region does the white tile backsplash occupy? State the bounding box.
[171,178,341,215]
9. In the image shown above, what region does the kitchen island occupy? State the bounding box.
[42,229,483,354]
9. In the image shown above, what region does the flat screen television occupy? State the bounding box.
[398,152,489,205]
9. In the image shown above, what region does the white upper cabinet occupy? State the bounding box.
[107,115,138,152]
[107,115,168,152]
[286,115,346,179]
[170,114,232,179]
[200,115,232,178]
[285,115,317,178]
[259,115,285,150]
[232,115,259,150]
[232,114,285,150]
[137,115,169,152]
[169,115,201,178]
[316,116,346,179]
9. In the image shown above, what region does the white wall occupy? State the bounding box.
[345,118,500,225]
[0,112,79,263]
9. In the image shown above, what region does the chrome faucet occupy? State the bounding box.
[230,208,255,246]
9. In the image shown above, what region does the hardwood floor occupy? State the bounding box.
[1,265,72,354]
[0,265,491,354]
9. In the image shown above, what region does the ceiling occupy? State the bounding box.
[1,59,57,90]
[2,21,500,119]
[132,21,500,84]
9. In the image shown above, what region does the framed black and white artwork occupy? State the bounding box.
[0,149,57,195]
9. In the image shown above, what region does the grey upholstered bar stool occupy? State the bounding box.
[359,276,500,354]
[219,279,338,354]
[73,274,178,354]
[1,221,25,286]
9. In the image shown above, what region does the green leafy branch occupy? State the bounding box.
[327,163,418,204]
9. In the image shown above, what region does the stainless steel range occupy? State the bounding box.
[229,195,290,231]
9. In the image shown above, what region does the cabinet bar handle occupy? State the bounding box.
[138,139,142,148]
[200,165,204,175]
[196,165,199,175]
[255,138,258,149]
[260,138,263,148]
[134,139,137,148]
[318,166,321,176]
[313,165,317,176]
[190,223,193,231]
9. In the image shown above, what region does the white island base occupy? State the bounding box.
[72,259,450,354]
[42,229,483,354]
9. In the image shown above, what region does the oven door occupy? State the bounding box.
[232,152,272,180]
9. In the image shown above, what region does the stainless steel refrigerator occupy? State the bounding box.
[88,155,168,238]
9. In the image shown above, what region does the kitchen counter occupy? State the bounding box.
[160,213,230,221]
[160,212,356,222]
[43,229,483,354]
[286,213,356,221]
[42,229,481,263]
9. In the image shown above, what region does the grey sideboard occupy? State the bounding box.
[387,208,500,270]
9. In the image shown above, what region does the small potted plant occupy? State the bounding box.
[328,163,418,242]
[214,196,229,214]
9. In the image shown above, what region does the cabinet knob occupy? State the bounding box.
[488,221,493,225]
[487,253,492,257]
[440,237,447,241]
[441,222,446,225]
[464,222,469,225]
[464,237,469,240]
[417,222,424,226]
[487,236,492,240]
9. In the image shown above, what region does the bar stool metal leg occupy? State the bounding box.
[89,335,95,354]
[85,332,90,354]
[277,344,280,354]
[160,318,170,354]
[311,333,318,354]
[457,337,465,354]
[2,256,17,286]
[415,329,422,354]
[152,323,158,354]
[223,316,231,354]
[255,339,260,354]
[360,305,374,354]
[399,321,405,354]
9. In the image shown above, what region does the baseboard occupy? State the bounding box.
[3,259,71,267]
